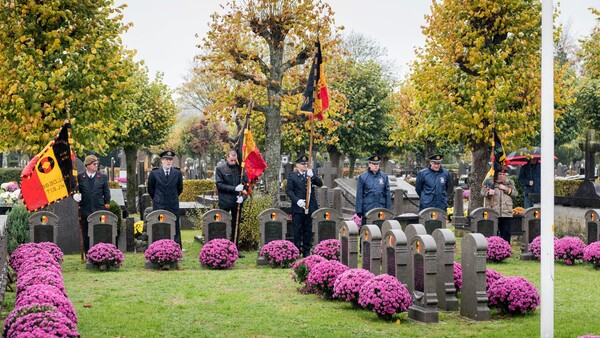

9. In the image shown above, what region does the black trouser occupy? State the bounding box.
[498,218,512,244]
[221,204,242,247]
[81,216,91,253]
[174,216,182,249]
[292,212,313,257]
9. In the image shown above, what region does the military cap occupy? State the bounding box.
[84,155,98,166]
[497,165,509,173]
[295,154,309,164]
[367,155,381,163]
[160,150,176,159]
[429,154,443,163]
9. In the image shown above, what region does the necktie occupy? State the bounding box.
[166,170,169,178]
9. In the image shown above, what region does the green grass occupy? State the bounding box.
[2,231,600,337]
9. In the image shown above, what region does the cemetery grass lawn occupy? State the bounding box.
[1,231,599,337]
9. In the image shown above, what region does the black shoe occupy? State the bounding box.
[238,253,245,258]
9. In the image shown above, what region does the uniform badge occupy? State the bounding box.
[440,177,445,184]
[379,178,384,184]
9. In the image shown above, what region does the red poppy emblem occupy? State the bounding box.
[37,157,55,174]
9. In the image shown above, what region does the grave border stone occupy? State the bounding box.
[359,224,382,275]
[28,211,59,244]
[432,228,458,311]
[339,220,359,268]
[146,209,177,245]
[382,228,408,285]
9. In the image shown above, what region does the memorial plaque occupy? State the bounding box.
[386,247,396,276]
[477,220,495,237]
[589,222,598,245]
[362,241,371,271]
[424,220,442,235]
[153,223,172,242]
[529,219,541,243]
[317,221,336,242]
[264,221,283,245]
[341,237,349,266]
[33,225,54,243]
[208,222,227,241]
[414,254,424,292]
[93,224,113,245]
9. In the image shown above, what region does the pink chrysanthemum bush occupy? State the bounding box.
[486,269,503,291]
[199,238,238,269]
[16,269,67,297]
[453,262,462,291]
[306,260,349,298]
[145,239,183,267]
[87,243,124,270]
[358,274,412,320]
[486,236,512,262]
[313,239,341,261]
[16,255,63,279]
[487,276,540,315]
[290,255,327,293]
[583,241,600,269]
[554,236,586,265]
[15,284,78,324]
[2,304,70,338]
[350,214,362,227]
[5,311,79,338]
[529,235,558,260]
[9,244,57,275]
[260,240,300,268]
[333,268,375,305]
[35,242,64,264]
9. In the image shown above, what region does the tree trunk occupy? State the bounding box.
[349,156,357,179]
[124,146,139,214]
[468,141,491,211]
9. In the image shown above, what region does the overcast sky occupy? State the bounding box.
[114,0,599,91]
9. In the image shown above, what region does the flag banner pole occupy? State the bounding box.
[234,102,253,246]
[304,42,319,215]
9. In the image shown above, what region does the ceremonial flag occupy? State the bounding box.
[21,122,77,211]
[300,40,329,120]
[483,128,507,185]
[241,128,267,183]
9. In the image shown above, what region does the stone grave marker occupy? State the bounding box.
[520,207,541,260]
[320,161,338,188]
[312,208,342,245]
[87,210,118,247]
[359,224,382,275]
[28,211,59,244]
[381,228,408,285]
[452,187,468,230]
[419,207,447,234]
[365,207,394,230]
[460,233,490,321]
[146,210,176,245]
[432,228,458,311]
[257,208,288,265]
[405,223,427,247]
[585,209,600,244]
[202,209,232,243]
[139,193,152,220]
[339,220,359,268]
[469,207,498,237]
[407,234,439,323]
[110,188,125,209]
[381,219,401,236]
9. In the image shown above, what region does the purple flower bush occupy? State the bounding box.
[306,260,349,297]
[358,274,412,320]
[15,284,77,324]
[259,240,300,268]
[554,236,586,265]
[17,270,67,297]
[453,262,462,291]
[2,304,58,338]
[529,235,558,260]
[313,239,341,261]
[290,255,327,293]
[486,269,503,291]
[200,238,238,269]
[452,263,502,292]
[486,236,512,262]
[17,259,63,279]
[333,268,375,304]
[583,241,600,269]
[487,276,540,315]
[145,239,183,267]
[350,213,362,226]
[35,242,64,264]
[5,311,79,338]
[87,243,124,269]
[10,243,55,274]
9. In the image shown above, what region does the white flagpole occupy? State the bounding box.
[540,0,555,336]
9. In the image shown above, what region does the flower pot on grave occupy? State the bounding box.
[98,264,108,271]
[161,264,171,271]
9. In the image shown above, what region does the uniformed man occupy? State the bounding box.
[355,155,391,225]
[147,150,184,250]
[415,154,450,211]
[286,154,323,257]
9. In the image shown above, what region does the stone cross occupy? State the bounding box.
[319,161,338,188]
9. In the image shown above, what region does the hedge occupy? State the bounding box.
[180,179,215,202]
[0,168,23,184]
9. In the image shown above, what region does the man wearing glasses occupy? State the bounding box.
[415,154,450,212]
[355,155,391,226]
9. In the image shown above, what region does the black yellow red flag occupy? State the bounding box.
[300,41,329,120]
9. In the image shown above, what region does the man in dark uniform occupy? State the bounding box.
[415,154,450,211]
[286,154,323,257]
[215,149,248,256]
[147,150,184,249]
[73,155,111,252]
[518,157,541,208]
[355,155,391,225]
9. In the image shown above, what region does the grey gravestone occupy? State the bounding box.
[419,207,447,234]
[382,228,408,285]
[452,187,468,229]
[585,209,600,245]
[407,234,439,323]
[28,211,59,244]
[139,194,152,220]
[87,210,118,247]
[257,208,288,265]
[381,219,401,236]
[460,233,490,321]
[320,161,338,188]
[316,186,329,209]
[405,223,427,247]
[469,207,498,238]
[312,208,342,246]
[521,207,541,260]
[432,228,458,311]
[339,220,359,268]
[146,210,176,245]
[365,208,394,230]
[110,188,125,208]
[359,225,382,275]
[124,217,135,252]
[202,209,232,243]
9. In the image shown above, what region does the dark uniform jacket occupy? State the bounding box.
[415,165,450,211]
[518,162,541,194]
[286,170,323,214]
[215,162,249,209]
[147,166,183,214]
[355,169,391,215]
[77,171,110,218]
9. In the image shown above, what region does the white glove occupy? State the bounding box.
[73,193,82,202]
[236,196,244,204]
[297,199,306,208]
[235,184,244,192]
[306,169,314,178]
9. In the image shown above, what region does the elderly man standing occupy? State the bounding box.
[482,166,518,242]
[415,154,450,212]
[355,155,391,225]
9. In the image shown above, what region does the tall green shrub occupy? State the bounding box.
[0,168,22,184]
[6,205,30,254]
[238,190,272,251]
[109,200,123,238]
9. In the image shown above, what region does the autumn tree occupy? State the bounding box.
[576,9,600,132]
[0,0,135,153]
[180,116,230,162]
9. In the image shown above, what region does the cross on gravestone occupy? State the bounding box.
[339,221,359,268]
[419,207,448,234]
[319,161,338,188]
[585,209,600,245]
[257,208,288,265]
[469,207,499,238]
[145,210,176,245]
[312,208,342,246]
[381,228,408,285]
[520,207,541,260]
[359,225,382,275]
[407,234,439,323]
[28,211,59,244]
[202,209,232,243]
[460,233,490,321]
[365,208,394,231]
[432,228,458,311]
[87,210,118,247]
